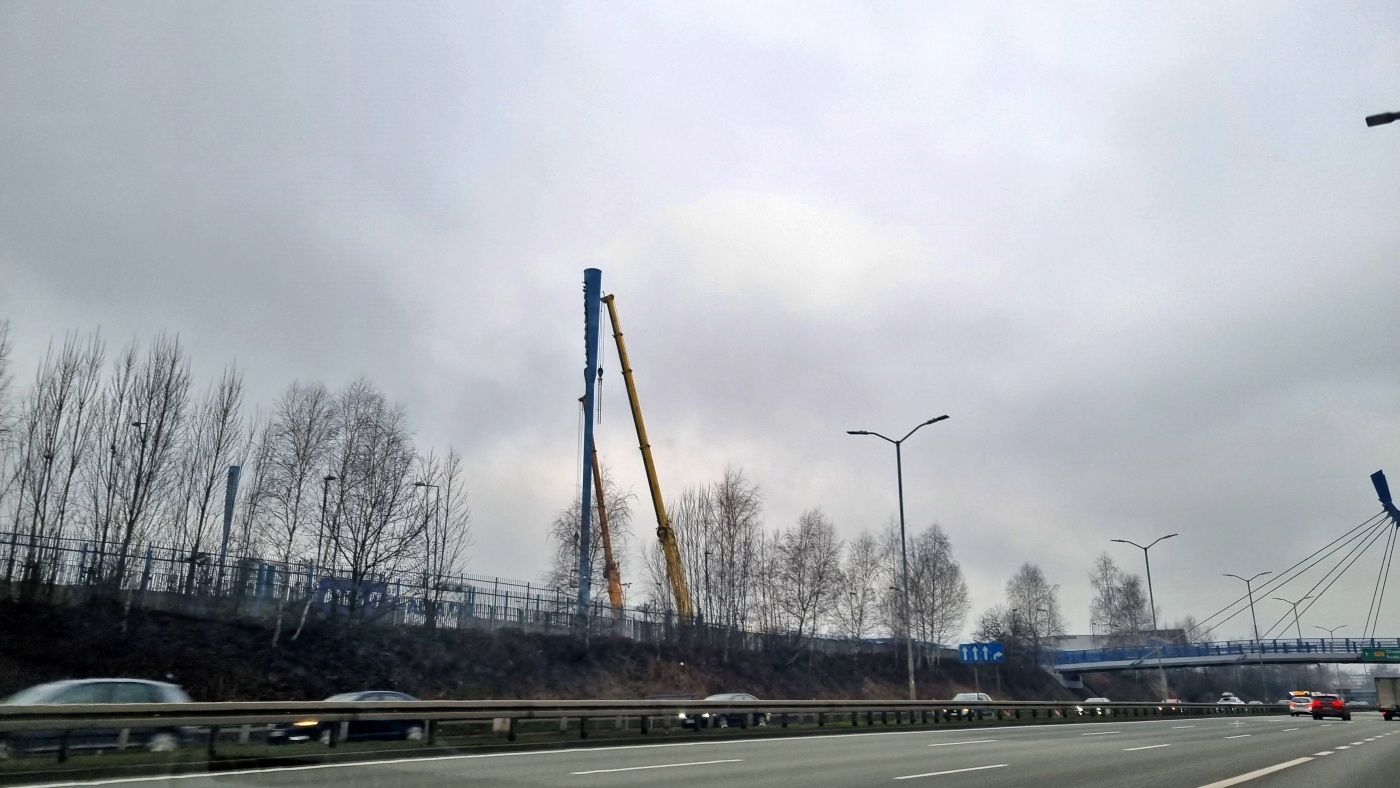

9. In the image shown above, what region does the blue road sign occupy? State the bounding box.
[958,642,1006,663]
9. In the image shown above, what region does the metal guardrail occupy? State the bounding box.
[1053,637,1400,666]
[0,697,1286,736]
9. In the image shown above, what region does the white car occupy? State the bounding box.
[950,693,992,703]
[1288,697,1313,715]
[1218,695,1246,705]
[1084,697,1111,703]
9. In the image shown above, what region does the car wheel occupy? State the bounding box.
[1313,714,1322,720]
[404,725,425,741]
[147,732,179,753]
[716,718,729,728]
[319,728,333,745]
[1343,714,1352,721]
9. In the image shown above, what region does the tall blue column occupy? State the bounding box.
[577,268,603,625]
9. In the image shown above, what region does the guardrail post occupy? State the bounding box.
[427,720,437,745]
[508,718,518,741]
[817,712,825,727]
[639,715,649,735]
[238,724,251,744]
[781,713,788,728]
[208,726,219,759]
[921,709,929,724]
[117,728,130,751]
[579,717,588,739]
[57,730,69,763]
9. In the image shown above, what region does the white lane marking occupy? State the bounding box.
[1336,745,1350,749]
[1282,728,1298,732]
[1321,723,1333,726]
[1173,725,1197,729]
[927,740,997,748]
[1351,741,1364,745]
[1080,730,1120,736]
[894,764,1008,780]
[570,758,742,775]
[1193,756,1313,787]
[1314,751,1333,756]
[1124,744,1171,751]
[1224,734,1251,739]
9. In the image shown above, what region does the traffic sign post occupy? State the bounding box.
[959,642,1006,664]
[1361,648,1400,662]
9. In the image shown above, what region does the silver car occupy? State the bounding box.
[1,678,192,757]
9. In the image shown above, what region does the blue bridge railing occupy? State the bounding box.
[1053,637,1400,666]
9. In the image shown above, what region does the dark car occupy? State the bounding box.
[1310,694,1350,721]
[268,691,425,744]
[678,693,769,729]
[1,678,192,757]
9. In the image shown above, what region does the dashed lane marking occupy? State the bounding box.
[894,764,1008,780]
[1193,757,1313,788]
[1124,744,1171,751]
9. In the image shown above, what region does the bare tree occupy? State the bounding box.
[323,380,422,618]
[171,365,244,594]
[11,332,104,592]
[907,523,970,663]
[412,448,472,629]
[543,461,632,600]
[1004,562,1066,662]
[257,381,338,645]
[1089,551,1152,645]
[110,335,192,587]
[775,508,843,657]
[834,529,883,646]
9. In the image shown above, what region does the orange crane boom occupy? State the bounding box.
[601,294,693,619]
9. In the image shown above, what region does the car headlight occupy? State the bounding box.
[678,713,687,719]
[292,720,318,727]
[701,713,710,718]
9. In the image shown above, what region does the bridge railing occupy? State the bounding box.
[1053,637,1400,665]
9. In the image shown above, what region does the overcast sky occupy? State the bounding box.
[3,1,1399,641]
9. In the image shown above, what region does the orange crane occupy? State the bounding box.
[601,294,693,619]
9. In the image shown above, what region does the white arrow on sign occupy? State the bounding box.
[994,651,1004,660]
[981,645,990,660]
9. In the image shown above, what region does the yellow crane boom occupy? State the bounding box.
[601,293,693,619]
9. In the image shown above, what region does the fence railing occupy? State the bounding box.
[0,530,677,639]
[1053,637,1400,665]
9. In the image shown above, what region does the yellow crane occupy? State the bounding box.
[601,294,693,619]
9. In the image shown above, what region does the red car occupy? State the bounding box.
[1310,694,1350,721]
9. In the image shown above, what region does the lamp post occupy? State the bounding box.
[1314,624,1348,692]
[1112,534,1177,700]
[848,414,950,700]
[1272,594,1312,641]
[1225,571,1272,700]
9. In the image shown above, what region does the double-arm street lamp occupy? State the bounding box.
[1367,111,1399,127]
[1225,571,1272,700]
[848,414,950,700]
[1111,533,1176,700]
[1314,624,1348,691]
[1272,594,1312,641]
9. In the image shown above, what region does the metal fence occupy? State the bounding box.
[0,531,674,639]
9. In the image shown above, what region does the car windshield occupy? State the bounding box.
[325,693,364,702]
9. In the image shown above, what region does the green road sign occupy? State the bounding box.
[1360,648,1400,662]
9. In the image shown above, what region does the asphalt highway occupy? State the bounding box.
[19,713,1400,788]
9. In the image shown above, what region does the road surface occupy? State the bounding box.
[19,713,1400,787]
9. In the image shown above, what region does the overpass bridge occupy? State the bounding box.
[1051,637,1400,673]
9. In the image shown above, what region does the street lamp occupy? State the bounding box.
[848,414,950,700]
[1224,571,1272,700]
[1271,594,1312,641]
[1366,111,1400,127]
[1112,533,1177,700]
[1314,624,1348,692]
